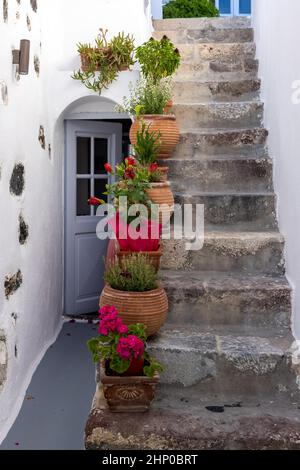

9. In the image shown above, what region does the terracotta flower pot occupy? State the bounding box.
[100,285,168,337]
[158,166,169,182]
[80,47,113,72]
[117,246,163,273]
[147,182,174,226]
[130,115,180,159]
[100,361,159,412]
[164,99,173,114]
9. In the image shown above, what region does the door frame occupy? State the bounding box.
[64,118,123,316]
[215,0,251,16]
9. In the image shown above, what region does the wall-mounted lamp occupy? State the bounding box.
[12,40,31,75]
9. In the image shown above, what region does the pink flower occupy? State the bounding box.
[98,305,128,336]
[149,162,158,173]
[116,335,145,361]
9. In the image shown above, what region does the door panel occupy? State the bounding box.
[65,120,122,315]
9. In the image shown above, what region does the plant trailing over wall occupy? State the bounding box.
[117,77,173,116]
[104,254,158,292]
[163,0,219,18]
[136,36,181,84]
[72,28,135,94]
[87,305,163,377]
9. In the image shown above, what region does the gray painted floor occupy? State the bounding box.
[0,322,97,450]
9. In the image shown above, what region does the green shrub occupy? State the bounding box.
[105,255,158,292]
[136,36,180,84]
[163,0,219,18]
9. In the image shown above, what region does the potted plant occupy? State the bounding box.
[136,35,181,112]
[87,306,163,412]
[100,254,168,337]
[72,28,135,94]
[119,78,180,160]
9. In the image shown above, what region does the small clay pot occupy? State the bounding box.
[147,181,175,226]
[130,115,180,160]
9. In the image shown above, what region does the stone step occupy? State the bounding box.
[174,192,277,230]
[148,329,298,396]
[175,43,255,65]
[153,26,254,44]
[161,231,285,275]
[164,157,273,192]
[86,390,300,450]
[160,270,291,330]
[173,79,261,103]
[174,102,263,130]
[153,17,252,32]
[173,128,268,158]
[175,58,258,81]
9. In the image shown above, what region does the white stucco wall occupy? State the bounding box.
[252,0,300,340]
[0,0,152,443]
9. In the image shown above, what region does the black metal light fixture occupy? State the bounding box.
[12,40,31,75]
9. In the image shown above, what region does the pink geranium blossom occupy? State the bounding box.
[98,306,128,336]
[116,335,145,361]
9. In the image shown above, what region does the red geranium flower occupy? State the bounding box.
[116,335,145,361]
[104,163,113,173]
[88,197,104,206]
[124,168,135,180]
[125,156,136,167]
[149,162,158,173]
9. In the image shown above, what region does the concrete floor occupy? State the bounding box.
[0,322,97,450]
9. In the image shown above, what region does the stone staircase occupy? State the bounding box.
[85,18,300,450]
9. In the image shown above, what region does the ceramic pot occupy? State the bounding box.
[130,115,180,159]
[117,246,163,273]
[100,361,159,412]
[100,285,168,337]
[147,182,174,225]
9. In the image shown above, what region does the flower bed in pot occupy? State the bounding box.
[100,254,168,337]
[87,308,163,412]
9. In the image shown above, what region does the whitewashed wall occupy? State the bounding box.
[252,0,300,340]
[0,0,152,443]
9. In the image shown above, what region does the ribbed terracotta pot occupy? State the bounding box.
[130,115,180,159]
[158,166,169,182]
[147,182,174,225]
[100,285,168,337]
[117,247,163,273]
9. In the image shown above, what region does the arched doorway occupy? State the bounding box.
[54,96,131,317]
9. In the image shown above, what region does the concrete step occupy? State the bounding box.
[173,128,268,158]
[174,102,263,130]
[153,26,254,44]
[174,192,277,230]
[175,43,255,65]
[148,329,298,395]
[175,57,258,81]
[160,270,291,330]
[86,390,300,450]
[161,231,285,275]
[153,17,252,32]
[173,79,261,103]
[164,157,273,193]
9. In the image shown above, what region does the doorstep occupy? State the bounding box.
[85,385,300,450]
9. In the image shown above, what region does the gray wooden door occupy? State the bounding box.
[64,120,122,315]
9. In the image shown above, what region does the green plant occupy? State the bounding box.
[104,254,158,292]
[72,28,135,94]
[117,77,172,116]
[87,306,164,377]
[163,0,219,18]
[133,121,161,166]
[136,36,180,84]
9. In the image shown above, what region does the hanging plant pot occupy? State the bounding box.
[147,181,175,226]
[117,246,163,273]
[100,285,168,337]
[130,115,180,159]
[100,361,159,412]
